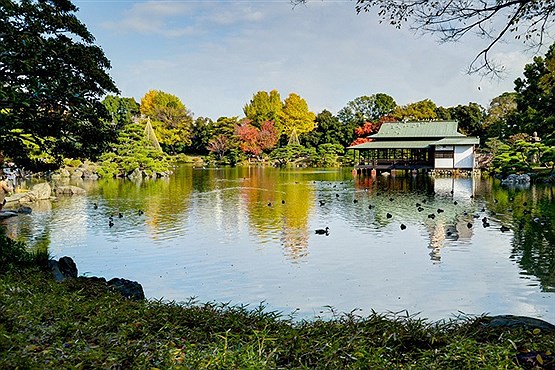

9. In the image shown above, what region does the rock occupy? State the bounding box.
[17,206,32,214]
[71,169,83,178]
[127,168,142,180]
[501,174,531,186]
[30,182,52,200]
[48,256,78,282]
[107,277,145,301]
[482,315,555,331]
[5,192,36,204]
[54,185,86,196]
[60,168,71,178]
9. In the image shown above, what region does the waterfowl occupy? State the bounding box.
[389,197,394,202]
[427,214,436,219]
[118,212,123,218]
[315,227,329,235]
[453,201,458,205]
[368,204,373,210]
[336,193,339,198]
[109,220,114,228]
[267,202,272,207]
[416,203,421,207]
[437,208,444,214]
[138,210,144,215]
[482,217,488,223]
[281,200,285,204]
[386,213,392,219]
[93,203,98,210]
[353,199,358,204]
[417,207,424,212]
[319,200,325,206]
[400,224,406,230]
[483,222,490,228]
[500,225,510,232]
[467,222,473,229]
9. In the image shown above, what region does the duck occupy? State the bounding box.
[453,201,458,205]
[93,203,98,210]
[368,204,373,210]
[109,220,114,228]
[386,213,392,219]
[437,208,444,214]
[389,197,394,202]
[319,200,325,206]
[138,209,144,215]
[118,212,123,218]
[400,223,406,230]
[353,199,358,204]
[427,214,436,219]
[281,200,285,204]
[500,225,511,232]
[417,207,424,212]
[315,227,329,235]
[467,222,473,229]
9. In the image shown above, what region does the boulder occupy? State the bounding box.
[48,256,78,282]
[482,315,555,331]
[107,277,145,301]
[5,192,36,204]
[17,206,32,214]
[127,168,142,180]
[30,182,52,200]
[60,168,71,178]
[54,185,86,196]
[71,169,83,178]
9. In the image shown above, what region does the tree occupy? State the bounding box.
[102,95,140,130]
[513,43,555,144]
[483,92,518,139]
[0,0,119,169]
[301,110,350,148]
[207,135,230,160]
[448,102,486,136]
[393,99,438,121]
[292,0,555,75]
[235,119,279,158]
[280,93,316,139]
[139,90,193,153]
[243,90,282,128]
[188,117,214,154]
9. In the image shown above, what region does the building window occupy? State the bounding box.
[435,151,454,158]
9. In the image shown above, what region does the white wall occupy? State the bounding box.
[435,158,454,168]
[454,146,474,169]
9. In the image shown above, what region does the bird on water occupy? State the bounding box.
[315,227,329,235]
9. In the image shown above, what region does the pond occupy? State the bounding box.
[4,165,554,322]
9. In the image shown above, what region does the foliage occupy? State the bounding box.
[344,0,555,75]
[207,134,230,161]
[269,145,309,166]
[243,90,282,128]
[483,92,518,139]
[314,143,345,167]
[280,93,316,139]
[188,117,215,155]
[1,265,554,369]
[97,122,171,178]
[491,139,555,175]
[447,102,486,137]
[393,99,438,121]
[102,95,140,131]
[337,94,396,125]
[0,0,119,170]
[0,228,48,272]
[139,90,193,153]
[234,119,278,158]
[513,43,555,145]
[301,110,350,148]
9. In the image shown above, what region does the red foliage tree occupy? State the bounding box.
[236,119,278,157]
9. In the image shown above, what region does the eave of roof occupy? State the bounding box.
[432,137,480,145]
[348,140,435,150]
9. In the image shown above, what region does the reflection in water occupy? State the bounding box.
[3,166,554,321]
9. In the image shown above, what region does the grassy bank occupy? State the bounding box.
[1,237,553,369]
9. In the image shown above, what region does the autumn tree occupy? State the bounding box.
[293,0,555,75]
[280,93,316,140]
[243,90,282,128]
[0,0,119,169]
[140,90,193,153]
[235,120,278,158]
[207,135,230,160]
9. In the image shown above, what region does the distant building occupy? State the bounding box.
[348,121,479,173]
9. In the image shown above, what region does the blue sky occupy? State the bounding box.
[73,0,541,120]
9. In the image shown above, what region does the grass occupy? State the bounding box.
[1,235,554,369]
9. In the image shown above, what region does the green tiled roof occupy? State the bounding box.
[370,121,465,138]
[348,140,434,150]
[433,137,480,145]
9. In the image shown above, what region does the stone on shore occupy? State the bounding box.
[48,256,78,282]
[54,185,86,196]
[107,278,145,301]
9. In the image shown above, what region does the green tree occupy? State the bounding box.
[301,110,346,148]
[448,102,486,137]
[0,0,119,170]
[98,122,170,178]
[140,90,193,153]
[393,99,438,121]
[280,93,316,139]
[483,92,518,139]
[243,90,282,128]
[188,117,214,155]
[513,43,555,144]
[102,95,140,130]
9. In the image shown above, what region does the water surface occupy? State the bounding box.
[5,166,554,322]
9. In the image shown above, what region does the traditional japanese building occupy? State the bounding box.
[348,121,479,174]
